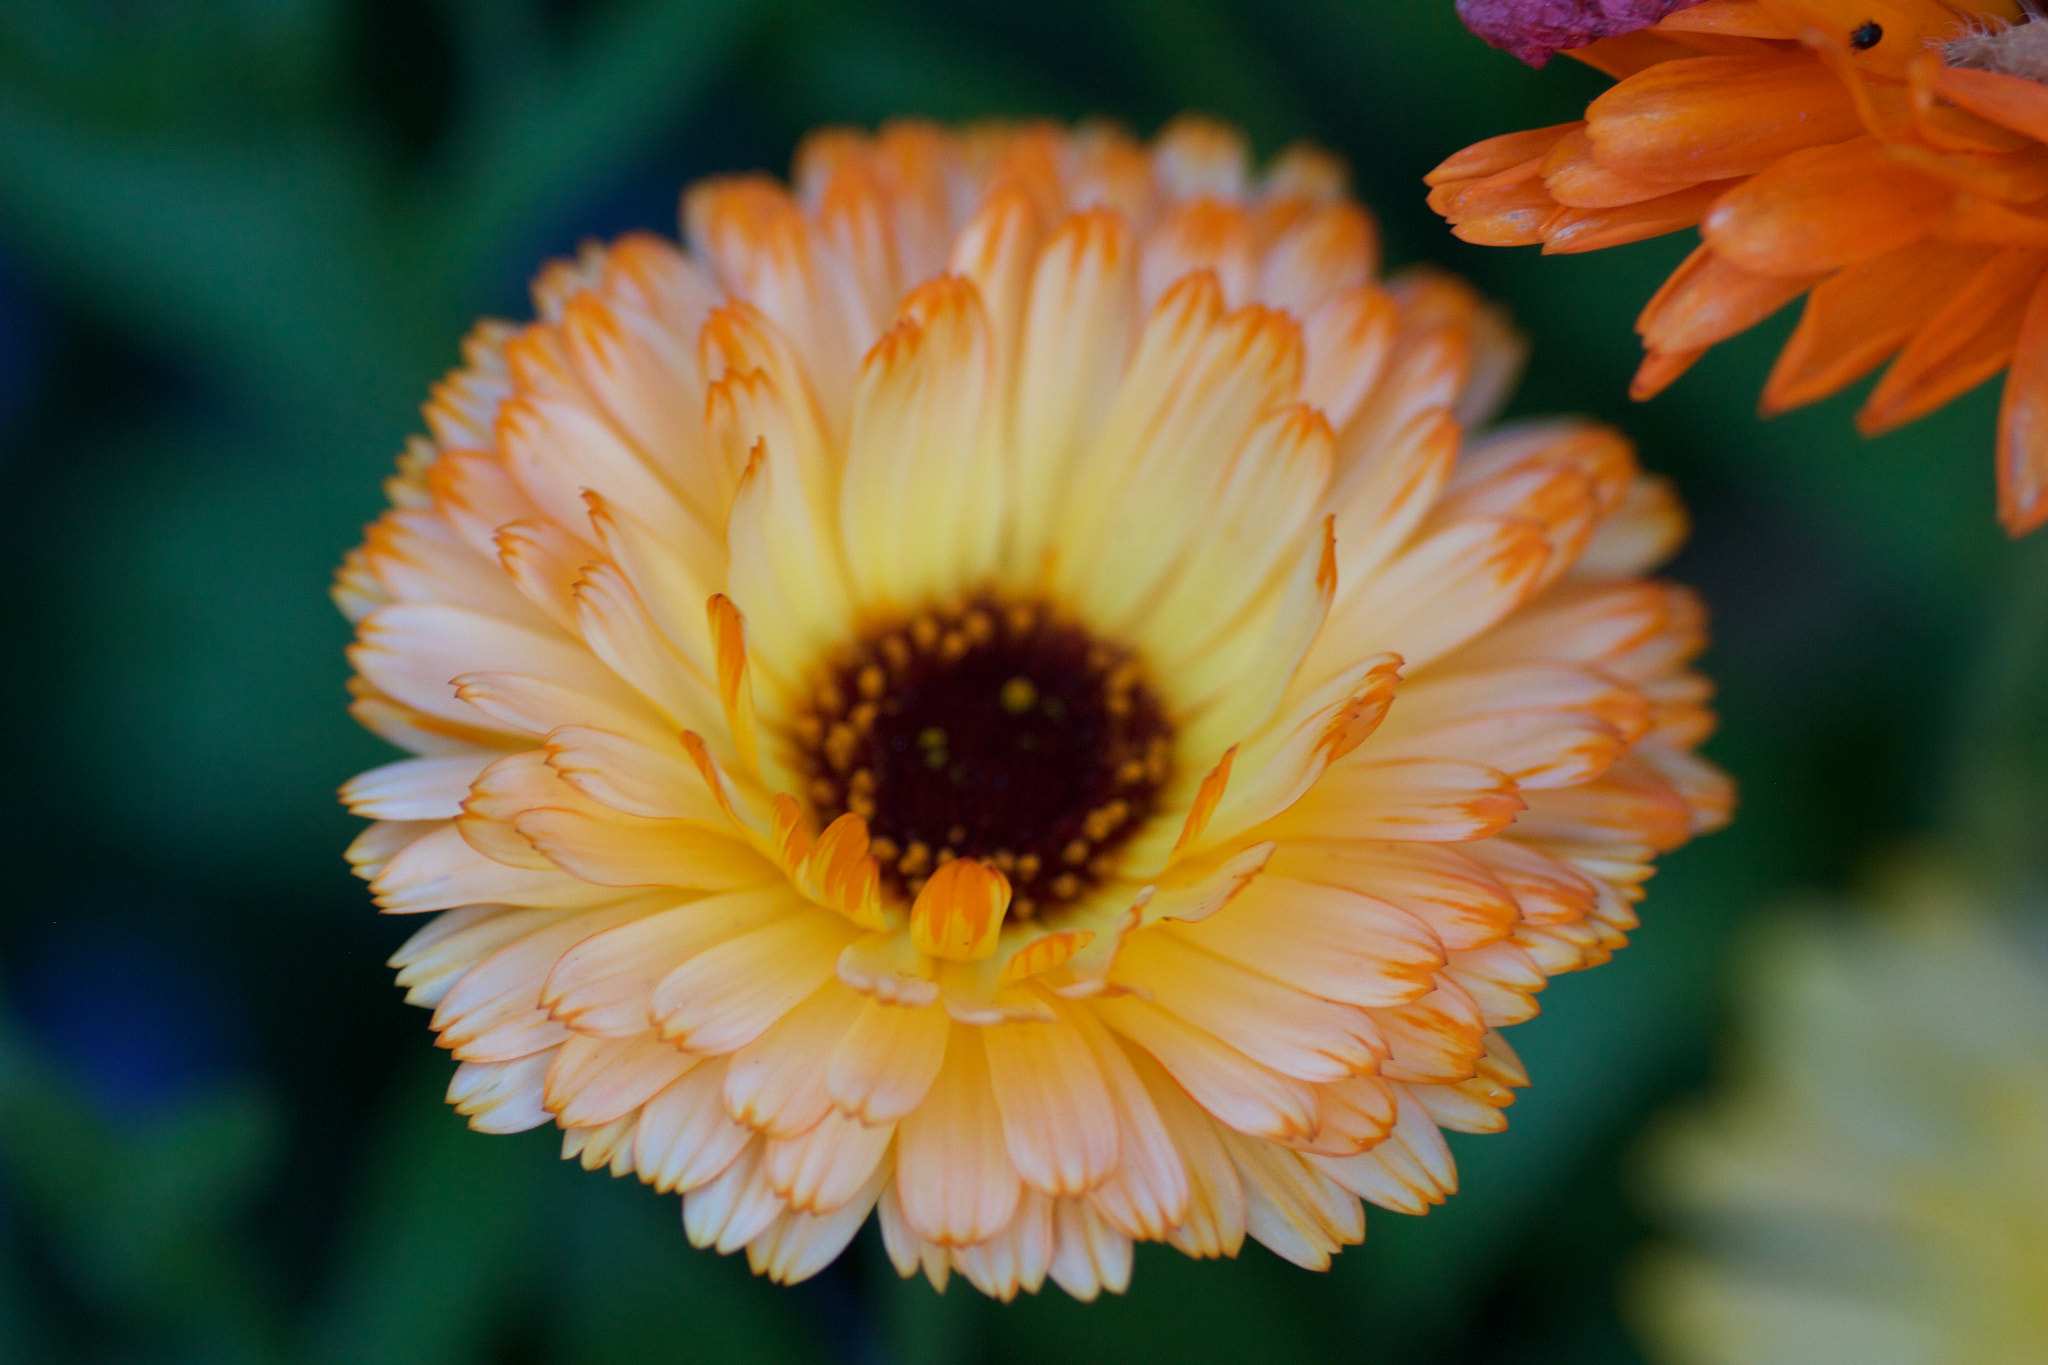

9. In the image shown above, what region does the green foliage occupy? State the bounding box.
[0,2,2037,1363]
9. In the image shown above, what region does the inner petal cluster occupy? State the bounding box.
[788,593,1173,916]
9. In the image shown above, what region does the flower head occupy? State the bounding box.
[1431,0,2048,535]
[338,116,1729,1299]
[1632,871,2048,1362]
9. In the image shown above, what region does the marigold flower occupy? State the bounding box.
[1431,0,2048,535]
[337,116,1730,1299]
[1631,872,2048,1362]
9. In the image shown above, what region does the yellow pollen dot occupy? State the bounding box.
[1051,873,1081,900]
[900,841,932,877]
[1015,853,1041,882]
[1062,838,1090,865]
[1000,676,1038,713]
[857,664,887,699]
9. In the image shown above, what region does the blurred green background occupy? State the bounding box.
[0,2,2037,1362]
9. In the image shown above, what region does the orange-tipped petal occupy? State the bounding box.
[1636,244,1821,355]
[1424,123,1581,187]
[1763,239,1993,413]
[1631,346,1707,400]
[1542,179,1738,254]
[1860,247,2046,434]
[1586,53,1863,183]
[1932,62,2048,148]
[1998,273,2048,536]
[1541,127,1705,209]
[1702,138,1953,277]
[910,859,1012,962]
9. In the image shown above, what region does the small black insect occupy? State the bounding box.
[1850,21,1883,50]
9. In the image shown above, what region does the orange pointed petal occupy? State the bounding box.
[1998,274,2048,536]
[1763,239,1994,413]
[1425,124,1580,187]
[1861,247,2046,434]
[909,859,1011,962]
[1542,180,1737,254]
[1585,53,1863,183]
[1933,64,2048,148]
[1637,244,1821,355]
[1702,137,1952,277]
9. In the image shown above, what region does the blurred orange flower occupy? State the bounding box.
[1431,0,2048,534]
[337,117,1728,1299]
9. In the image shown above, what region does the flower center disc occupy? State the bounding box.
[791,596,1174,918]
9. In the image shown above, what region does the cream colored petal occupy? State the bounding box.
[541,725,726,824]
[949,1188,1054,1301]
[1446,940,1548,1027]
[1373,974,1488,1084]
[433,898,658,1061]
[1152,652,1402,868]
[837,276,1003,613]
[1141,201,1257,310]
[1047,1199,1133,1302]
[762,1109,894,1214]
[1299,284,1397,435]
[1004,209,1138,582]
[390,904,568,1009]
[1054,280,1303,634]
[893,1024,1023,1245]
[827,996,950,1122]
[1061,999,1189,1240]
[586,490,721,682]
[1152,116,1251,202]
[1124,1042,1247,1259]
[541,888,799,1037]
[1174,873,1444,1010]
[1268,757,1524,843]
[1324,407,1460,603]
[356,505,542,625]
[447,1052,554,1133]
[717,376,854,701]
[571,562,725,741]
[451,671,673,751]
[371,823,608,913]
[543,1030,698,1128]
[983,1012,1120,1197]
[497,393,699,548]
[1094,995,1319,1142]
[1257,204,1376,317]
[513,801,776,892]
[1309,517,1553,687]
[683,1140,786,1253]
[651,911,859,1055]
[558,288,719,528]
[744,1163,887,1285]
[722,980,868,1137]
[1217,1126,1363,1271]
[352,603,636,735]
[343,754,493,821]
[685,177,864,426]
[1573,474,1688,577]
[635,1057,753,1194]
[1112,928,1388,1083]
[1267,840,1519,953]
[1137,404,1334,680]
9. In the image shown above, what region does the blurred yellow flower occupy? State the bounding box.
[335,116,1729,1299]
[1632,871,2048,1362]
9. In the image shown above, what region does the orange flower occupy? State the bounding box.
[1430,0,2048,534]
[338,117,1728,1299]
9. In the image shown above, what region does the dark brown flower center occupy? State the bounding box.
[789,595,1173,918]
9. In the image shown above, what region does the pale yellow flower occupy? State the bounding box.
[337,116,1729,1299]
[1632,872,2048,1363]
